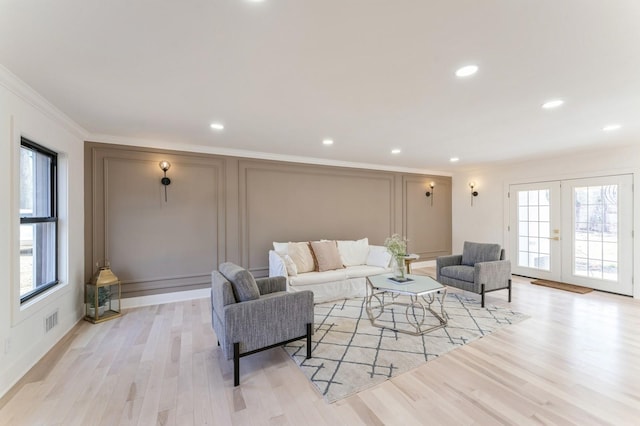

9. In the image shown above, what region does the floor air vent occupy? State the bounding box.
[45,310,58,333]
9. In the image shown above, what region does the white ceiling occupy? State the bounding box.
[1,0,639,172]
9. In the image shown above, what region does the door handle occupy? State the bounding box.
[550,237,560,241]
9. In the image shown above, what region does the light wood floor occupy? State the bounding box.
[2,269,639,425]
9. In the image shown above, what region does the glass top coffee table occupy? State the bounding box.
[366,273,448,336]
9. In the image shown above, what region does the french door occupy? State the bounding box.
[509,175,633,295]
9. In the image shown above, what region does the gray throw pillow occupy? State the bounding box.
[461,242,501,266]
[218,262,260,302]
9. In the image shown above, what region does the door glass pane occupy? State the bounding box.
[536,255,550,269]
[519,237,528,250]
[575,257,588,275]
[539,222,550,238]
[603,261,617,281]
[519,206,528,220]
[575,240,588,258]
[539,189,550,205]
[519,221,528,236]
[516,189,551,271]
[602,242,617,261]
[518,191,528,205]
[519,251,528,266]
[539,238,550,254]
[539,205,550,221]
[573,185,618,281]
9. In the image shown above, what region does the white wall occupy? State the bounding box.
[452,144,640,299]
[0,66,87,398]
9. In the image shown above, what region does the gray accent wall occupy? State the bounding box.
[85,142,452,298]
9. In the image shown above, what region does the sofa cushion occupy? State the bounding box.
[288,242,316,273]
[461,241,502,266]
[273,241,289,255]
[278,253,298,276]
[440,265,475,282]
[337,238,369,266]
[218,262,260,302]
[344,265,388,279]
[310,240,345,272]
[366,245,392,268]
[289,269,348,286]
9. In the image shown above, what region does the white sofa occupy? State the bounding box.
[268,238,392,303]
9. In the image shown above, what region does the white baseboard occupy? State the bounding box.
[121,288,209,309]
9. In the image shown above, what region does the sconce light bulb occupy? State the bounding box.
[430,182,435,189]
[159,161,171,172]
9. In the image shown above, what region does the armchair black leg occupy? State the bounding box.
[233,342,240,387]
[306,323,312,359]
[508,279,512,302]
[217,340,220,346]
[481,283,486,308]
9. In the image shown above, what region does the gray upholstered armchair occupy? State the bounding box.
[211,262,314,386]
[436,241,512,307]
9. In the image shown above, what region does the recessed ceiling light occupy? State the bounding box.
[450,157,460,162]
[322,139,334,145]
[210,123,224,130]
[541,99,564,109]
[455,65,479,78]
[602,124,621,132]
[391,149,401,155]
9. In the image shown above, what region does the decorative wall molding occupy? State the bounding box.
[402,175,452,260]
[0,65,88,140]
[238,160,396,273]
[86,143,225,297]
[120,273,211,297]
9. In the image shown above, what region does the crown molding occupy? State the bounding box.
[0,64,89,140]
[87,133,452,177]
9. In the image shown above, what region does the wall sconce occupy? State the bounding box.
[425,182,435,206]
[159,161,171,202]
[469,182,479,205]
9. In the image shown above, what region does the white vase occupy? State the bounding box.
[87,305,106,317]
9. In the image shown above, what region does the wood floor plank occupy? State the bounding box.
[2,269,640,425]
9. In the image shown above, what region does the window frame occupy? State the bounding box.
[19,137,59,303]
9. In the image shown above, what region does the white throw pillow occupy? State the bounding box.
[280,254,298,276]
[337,238,369,266]
[288,242,315,273]
[366,245,392,268]
[273,242,289,255]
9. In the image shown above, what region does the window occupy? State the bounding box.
[20,137,58,303]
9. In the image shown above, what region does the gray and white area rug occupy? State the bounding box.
[283,291,528,403]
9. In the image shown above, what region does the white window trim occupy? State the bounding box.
[11,120,71,326]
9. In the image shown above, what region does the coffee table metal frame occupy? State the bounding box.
[366,273,448,336]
